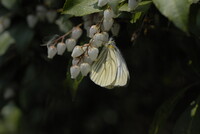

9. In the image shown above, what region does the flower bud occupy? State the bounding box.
[89,25,100,38]
[65,38,76,52]
[72,58,80,65]
[46,10,57,23]
[101,32,109,42]
[27,14,38,28]
[71,27,83,40]
[91,40,102,48]
[91,33,105,47]
[111,23,120,36]
[70,65,80,79]
[36,5,47,21]
[94,33,105,41]
[88,47,99,61]
[82,44,89,51]
[128,0,137,10]
[47,46,57,59]
[83,55,93,65]
[71,46,84,58]
[104,9,115,20]
[57,42,67,55]
[103,18,114,31]
[98,0,108,7]
[80,63,91,76]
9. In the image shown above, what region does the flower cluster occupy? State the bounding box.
[47,25,83,59]
[45,0,121,80]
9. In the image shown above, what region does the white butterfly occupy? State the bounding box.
[90,40,129,88]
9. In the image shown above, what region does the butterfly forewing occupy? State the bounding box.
[90,46,117,87]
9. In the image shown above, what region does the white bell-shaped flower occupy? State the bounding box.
[57,42,67,55]
[98,0,108,7]
[71,27,83,40]
[80,63,91,76]
[83,55,93,65]
[46,10,57,23]
[72,58,80,65]
[111,23,120,36]
[104,9,115,20]
[103,18,114,31]
[91,40,102,48]
[101,32,109,42]
[65,38,76,52]
[71,46,84,58]
[36,5,47,21]
[82,44,88,52]
[27,14,38,28]
[70,65,80,79]
[47,46,57,59]
[89,25,100,38]
[91,33,105,47]
[88,46,99,61]
[128,0,138,10]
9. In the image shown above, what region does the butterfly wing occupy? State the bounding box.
[112,47,129,86]
[90,46,117,87]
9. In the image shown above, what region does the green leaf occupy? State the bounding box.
[119,1,152,12]
[149,82,200,134]
[62,0,102,16]
[152,0,190,32]
[0,31,15,56]
[188,0,199,4]
[131,12,142,23]
[173,96,200,134]
[65,71,83,100]
[1,0,17,9]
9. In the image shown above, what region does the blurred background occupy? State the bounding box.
[0,0,200,134]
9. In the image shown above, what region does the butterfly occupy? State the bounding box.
[90,40,129,88]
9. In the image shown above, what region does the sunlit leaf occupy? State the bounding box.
[152,0,190,32]
[130,12,142,23]
[62,0,102,16]
[188,0,199,4]
[119,1,152,12]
